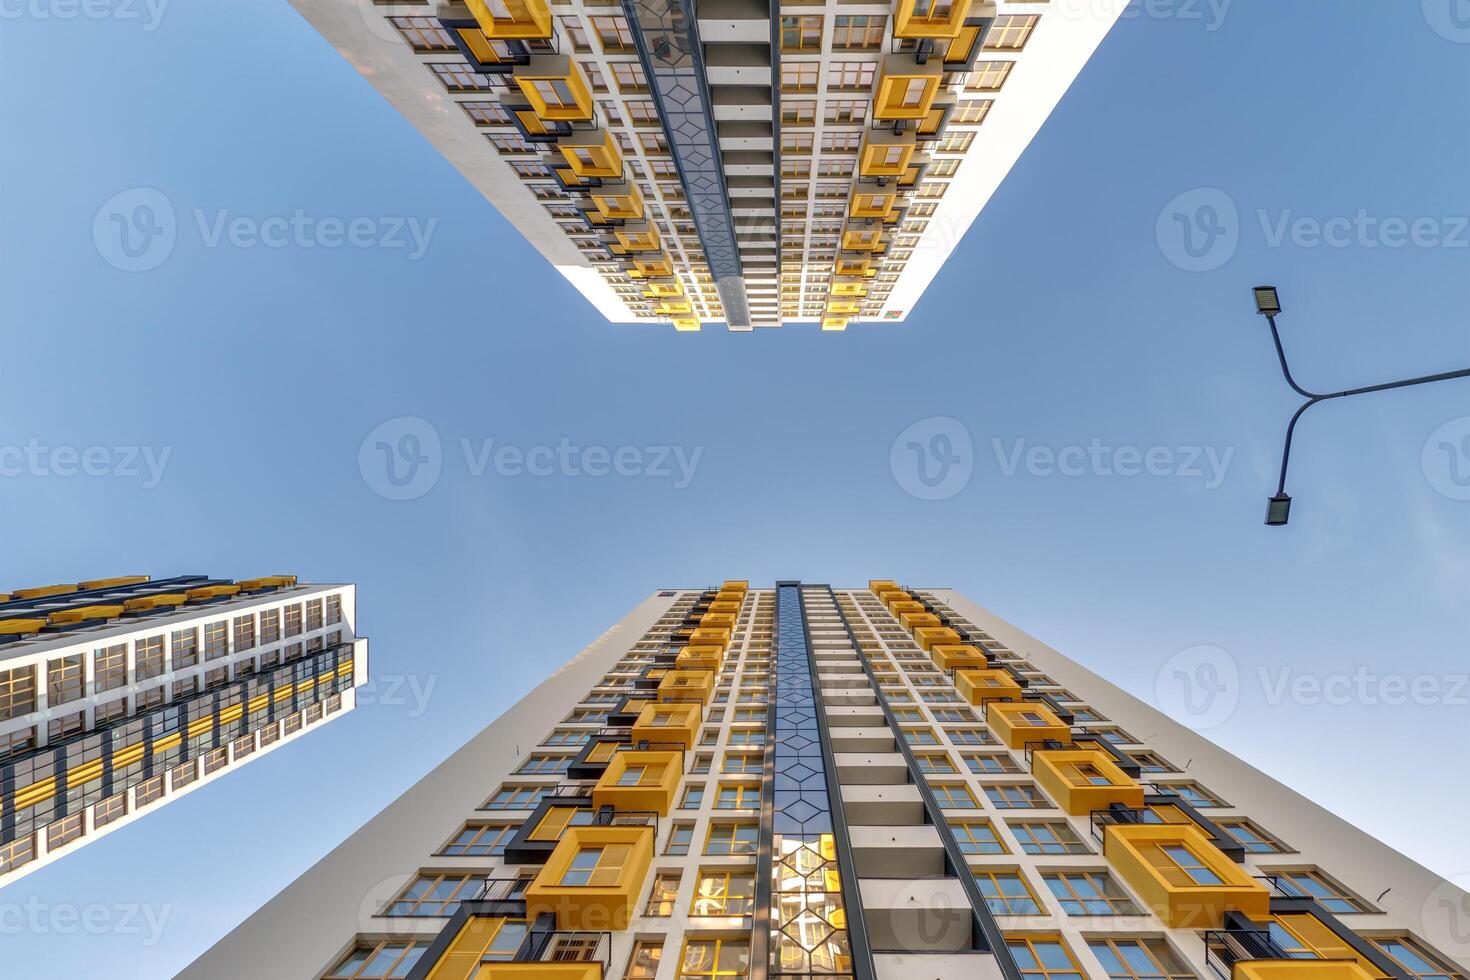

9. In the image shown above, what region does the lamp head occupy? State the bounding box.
[1253,285,1282,317]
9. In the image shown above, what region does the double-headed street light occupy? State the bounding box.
[1251,286,1470,526]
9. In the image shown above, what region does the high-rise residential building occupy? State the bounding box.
[0,574,368,885]
[288,1,1121,331]
[186,580,1468,980]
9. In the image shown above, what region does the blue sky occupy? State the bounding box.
[1,1,1468,975]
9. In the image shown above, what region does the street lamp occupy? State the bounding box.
[1251,285,1470,526]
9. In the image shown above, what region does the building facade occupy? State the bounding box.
[288,0,1120,330]
[0,574,368,885]
[184,582,1468,980]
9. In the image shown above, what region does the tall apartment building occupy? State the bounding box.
[186,581,1468,980]
[288,0,1121,330]
[0,574,368,885]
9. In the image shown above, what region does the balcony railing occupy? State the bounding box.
[519,930,612,972]
[471,877,533,903]
[1203,928,1290,980]
[1089,804,1151,844]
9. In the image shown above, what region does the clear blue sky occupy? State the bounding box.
[1,1,1467,975]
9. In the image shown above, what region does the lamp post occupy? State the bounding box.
[1251,285,1470,526]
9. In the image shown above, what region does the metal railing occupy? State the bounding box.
[521,930,613,971]
[471,877,532,902]
[1089,805,1150,845]
[1203,928,1288,980]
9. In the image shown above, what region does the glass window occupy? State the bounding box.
[323,939,432,978]
[950,820,1006,855]
[646,870,682,915]
[692,868,756,915]
[1009,821,1089,855]
[438,823,516,857]
[974,870,1042,914]
[384,873,482,916]
[677,939,750,980]
[1365,935,1467,980]
[1007,936,1084,980]
[704,821,758,855]
[1043,871,1140,915]
[1087,938,1195,979]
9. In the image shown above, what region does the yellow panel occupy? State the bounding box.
[525,824,655,930]
[1269,915,1388,977]
[1031,749,1144,815]
[873,66,942,121]
[899,611,942,630]
[643,281,684,299]
[868,580,899,593]
[953,667,1023,703]
[672,317,701,332]
[841,229,884,252]
[77,575,149,589]
[124,592,188,611]
[592,184,645,220]
[426,915,511,980]
[1103,823,1269,928]
[985,701,1071,749]
[932,645,988,672]
[699,612,736,631]
[465,0,552,39]
[186,585,241,601]
[592,749,682,815]
[893,0,975,38]
[676,645,724,671]
[631,701,702,749]
[0,619,47,635]
[913,625,961,651]
[657,669,715,704]
[48,605,124,625]
[832,280,868,298]
[479,963,602,980]
[850,191,897,219]
[821,317,850,331]
[687,627,729,650]
[1234,964,1378,980]
[237,575,297,590]
[514,58,594,122]
[13,584,78,600]
[559,130,623,178]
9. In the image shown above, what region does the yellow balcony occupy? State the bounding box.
[423,916,552,980]
[954,667,1023,703]
[888,599,924,617]
[47,605,124,626]
[123,592,186,611]
[187,585,241,601]
[708,600,741,616]
[236,575,297,590]
[714,590,745,606]
[1104,823,1269,928]
[841,228,886,253]
[688,627,730,650]
[941,22,983,65]
[859,132,917,177]
[850,190,898,219]
[873,56,943,121]
[899,610,941,630]
[592,749,682,815]
[914,625,960,651]
[631,701,701,749]
[592,183,645,221]
[615,222,661,253]
[558,129,623,178]
[917,102,950,137]
[893,0,974,38]
[467,0,553,40]
[629,256,674,279]
[821,317,849,331]
[0,618,46,635]
[699,612,736,631]
[657,669,715,704]
[655,300,693,316]
[676,645,724,671]
[986,701,1071,749]
[77,575,148,589]
[837,257,876,278]
[1031,749,1144,815]
[1234,964,1378,980]
[643,281,684,299]
[931,644,987,672]
[525,824,655,930]
[825,300,862,317]
[672,317,701,332]
[868,580,899,593]
[480,963,604,980]
[514,56,594,122]
[13,584,77,600]
[832,280,868,298]
[722,580,749,591]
